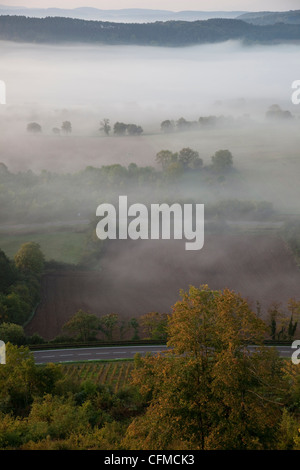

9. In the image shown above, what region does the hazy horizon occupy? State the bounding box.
[2,0,299,12]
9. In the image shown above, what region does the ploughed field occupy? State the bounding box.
[25,233,300,340]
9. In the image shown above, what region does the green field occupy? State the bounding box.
[0,230,86,265]
[59,361,135,393]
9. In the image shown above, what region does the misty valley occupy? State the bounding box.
[0,39,300,338]
[1,28,300,451]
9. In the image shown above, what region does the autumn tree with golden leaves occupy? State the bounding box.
[123,285,284,450]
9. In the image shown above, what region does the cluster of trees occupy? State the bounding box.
[27,119,144,137]
[1,16,300,46]
[0,152,238,226]
[268,299,300,342]
[0,159,277,263]
[0,243,44,327]
[26,105,295,138]
[41,294,300,346]
[155,148,234,174]
[27,121,72,135]
[160,115,245,133]
[0,161,159,224]
[266,105,293,121]
[56,310,167,344]
[3,291,300,347]
[161,105,296,134]
[0,286,300,450]
[113,122,143,136]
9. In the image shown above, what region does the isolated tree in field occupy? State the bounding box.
[27,122,42,134]
[99,118,111,136]
[211,149,233,173]
[61,121,72,134]
[63,310,100,342]
[52,127,60,135]
[160,120,175,133]
[124,286,283,450]
[14,242,45,275]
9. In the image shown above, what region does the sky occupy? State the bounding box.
[3,0,300,12]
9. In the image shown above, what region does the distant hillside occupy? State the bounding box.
[0,6,245,22]
[0,16,300,46]
[238,10,300,25]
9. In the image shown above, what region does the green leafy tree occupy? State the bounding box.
[211,149,233,173]
[99,313,119,341]
[155,150,178,170]
[140,312,168,341]
[14,242,45,275]
[129,318,140,341]
[178,147,203,170]
[3,292,31,325]
[267,300,300,341]
[63,310,100,342]
[0,323,25,345]
[0,343,38,416]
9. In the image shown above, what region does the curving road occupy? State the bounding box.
[32,344,294,364]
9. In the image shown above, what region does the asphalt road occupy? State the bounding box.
[32,344,295,364]
[32,344,169,364]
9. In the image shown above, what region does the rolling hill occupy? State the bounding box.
[237,10,300,25]
[0,6,245,22]
[0,15,300,46]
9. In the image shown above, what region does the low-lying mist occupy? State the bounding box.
[1,38,300,337]
[0,40,299,213]
[1,40,299,120]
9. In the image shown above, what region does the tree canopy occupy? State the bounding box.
[125,285,285,450]
[14,242,45,276]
